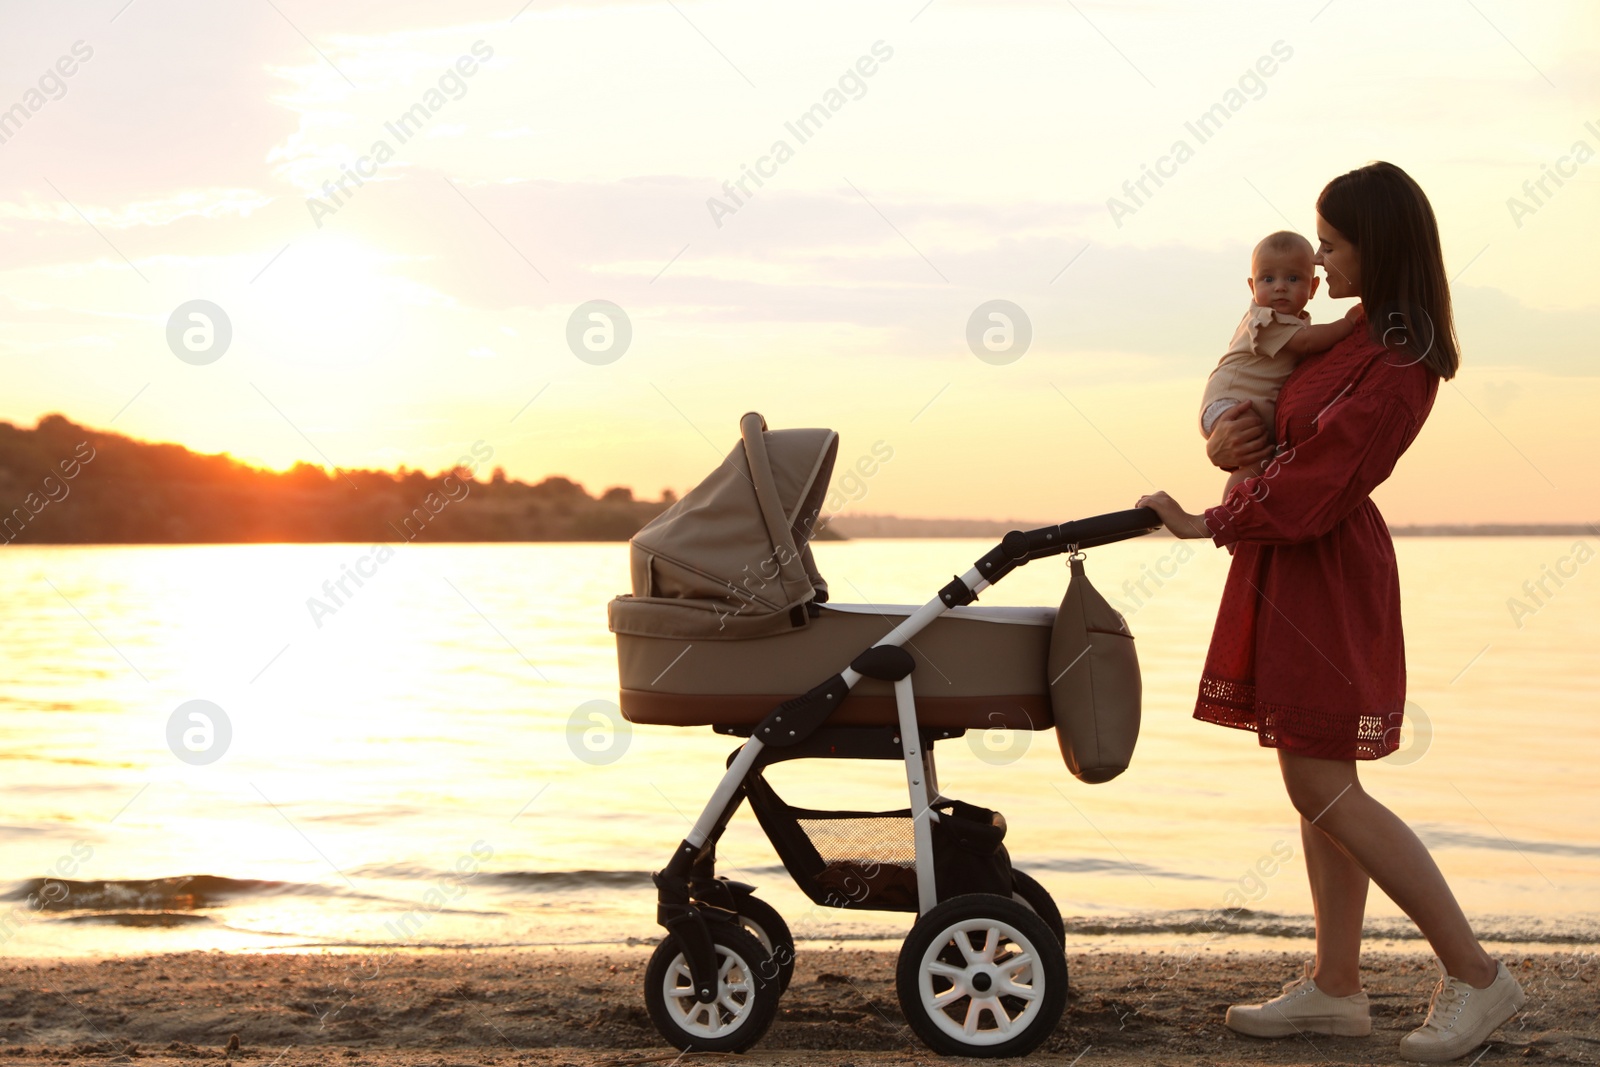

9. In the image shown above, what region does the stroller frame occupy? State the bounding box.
[648,508,1158,1055]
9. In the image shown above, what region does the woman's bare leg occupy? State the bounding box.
[1278,751,1497,988]
[1300,815,1369,996]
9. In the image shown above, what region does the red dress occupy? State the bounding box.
[1195,309,1440,760]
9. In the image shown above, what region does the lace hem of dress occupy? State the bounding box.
[1195,674,1401,761]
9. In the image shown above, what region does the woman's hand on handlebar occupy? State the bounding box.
[1207,401,1273,470]
[1135,492,1213,540]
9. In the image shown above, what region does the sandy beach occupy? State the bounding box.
[1,946,1592,1066]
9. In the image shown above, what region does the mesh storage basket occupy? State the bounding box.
[745,772,1012,911]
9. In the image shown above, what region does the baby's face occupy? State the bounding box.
[1249,249,1319,315]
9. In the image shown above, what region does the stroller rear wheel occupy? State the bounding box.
[1010,869,1067,949]
[896,893,1067,1058]
[644,924,779,1052]
[733,895,795,992]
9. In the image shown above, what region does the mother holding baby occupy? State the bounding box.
[1136,161,1526,1063]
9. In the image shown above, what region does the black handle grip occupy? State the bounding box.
[969,508,1163,599]
[1056,507,1163,549]
[999,508,1162,558]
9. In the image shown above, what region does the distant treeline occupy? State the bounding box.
[4,416,1591,546]
[0,415,675,544]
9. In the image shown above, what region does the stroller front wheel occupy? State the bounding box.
[896,893,1068,1058]
[644,924,780,1053]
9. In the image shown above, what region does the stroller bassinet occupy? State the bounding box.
[618,601,1056,729]
[608,412,1159,1058]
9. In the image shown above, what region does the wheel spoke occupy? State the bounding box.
[932,984,967,1009]
[928,960,965,980]
[956,929,983,964]
[719,994,745,1017]
[985,997,1013,1033]
[962,998,982,1035]
[981,926,1001,962]
[999,953,1033,975]
[666,957,698,1003]
[997,976,1040,1001]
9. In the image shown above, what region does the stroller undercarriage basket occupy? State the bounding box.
[746,771,1012,912]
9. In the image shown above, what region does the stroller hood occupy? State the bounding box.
[610,411,839,640]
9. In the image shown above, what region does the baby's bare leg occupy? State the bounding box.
[1221,465,1253,503]
[1220,452,1273,504]
[1217,457,1270,556]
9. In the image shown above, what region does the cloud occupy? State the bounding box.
[0,188,274,229]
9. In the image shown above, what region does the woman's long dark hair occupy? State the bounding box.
[1317,161,1460,380]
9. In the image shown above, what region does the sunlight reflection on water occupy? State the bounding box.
[0,538,1595,956]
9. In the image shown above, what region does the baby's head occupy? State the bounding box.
[1248,230,1319,315]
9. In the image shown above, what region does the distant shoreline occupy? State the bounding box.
[821,515,1600,539]
[1387,524,1600,537]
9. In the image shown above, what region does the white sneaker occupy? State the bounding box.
[1225,960,1372,1038]
[1399,957,1526,1062]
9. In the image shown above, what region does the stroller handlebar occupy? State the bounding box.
[1002,507,1163,558]
[954,508,1163,600]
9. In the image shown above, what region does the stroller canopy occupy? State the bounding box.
[609,412,839,640]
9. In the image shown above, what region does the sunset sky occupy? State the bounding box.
[1,0,1596,524]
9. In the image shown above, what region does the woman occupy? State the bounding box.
[1136,161,1526,1063]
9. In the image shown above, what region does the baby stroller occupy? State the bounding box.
[608,413,1158,1058]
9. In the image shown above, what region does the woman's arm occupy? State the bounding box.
[1202,388,1417,547]
[1143,385,1420,547]
[1206,401,1273,471]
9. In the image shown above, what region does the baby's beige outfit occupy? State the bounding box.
[1199,301,1309,437]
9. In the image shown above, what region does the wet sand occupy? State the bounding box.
[1,945,1593,1065]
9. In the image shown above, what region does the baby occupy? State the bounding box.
[1199,230,1360,500]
